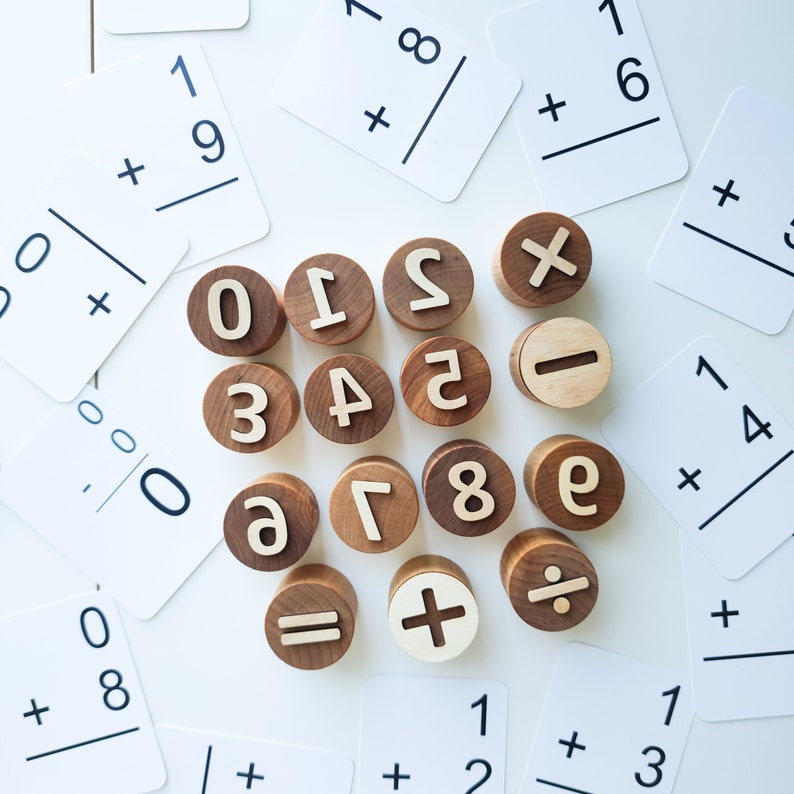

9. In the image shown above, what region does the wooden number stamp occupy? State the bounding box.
[303,353,394,444]
[283,253,375,345]
[509,316,611,408]
[524,434,625,530]
[329,456,419,553]
[400,336,491,426]
[265,564,357,670]
[388,555,478,663]
[423,439,515,537]
[492,212,591,307]
[223,473,318,572]
[203,362,300,452]
[382,237,474,331]
[500,527,598,631]
[187,265,286,356]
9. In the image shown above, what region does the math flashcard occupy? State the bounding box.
[0,591,164,794]
[519,643,692,794]
[156,726,353,793]
[0,385,223,619]
[681,535,794,721]
[61,40,269,270]
[99,0,249,34]
[650,88,794,334]
[275,0,521,202]
[0,156,186,402]
[601,336,794,580]
[488,0,686,216]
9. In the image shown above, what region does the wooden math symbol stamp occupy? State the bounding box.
[265,564,357,670]
[223,473,318,572]
[500,528,598,631]
[524,434,625,531]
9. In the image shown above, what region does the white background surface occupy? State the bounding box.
[1,1,792,792]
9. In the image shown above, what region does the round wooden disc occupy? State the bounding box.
[265,564,357,670]
[329,456,419,553]
[187,265,286,356]
[382,237,474,331]
[303,353,394,444]
[524,434,625,531]
[422,439,515,537]
[400,336,491,426]
[388,555,478,662]
[283,253,375,345]
[203,363,300,453]
[500,528,598,631]
[509,317,612,408]
[492,212,591,307]
[223,473,318,572]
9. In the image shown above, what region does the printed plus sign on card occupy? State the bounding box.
[488,0,687,216]
[275,0,521,201]
[61,40,269,270]
[98,0,250,34]
[601,336,794,579]
[650,88,794,333]
[0,591,164,794]
[0,156,186,402]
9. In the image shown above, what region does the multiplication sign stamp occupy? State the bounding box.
[650,88,794,333]
[519,643,692,794]
[61,40,269,269]
[0,384,223,619]
[156,725,354,793]
[601,336,794,579]
[275,0,521,201]
[0,591,164,794]
[0,156,186,402]
[488,0,686,216]
[359,676,507,793]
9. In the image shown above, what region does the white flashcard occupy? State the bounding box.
[100,0,249,34]
[520,643,693,794]
[157,725,354,793]
[275,0,521,202]
[0,385,223,619]
[650,88,794,334]
[601,336,794,579]
[359,676,507,793]
[0,591,164,794]
[0,156,186,402]
[681,535,794,721]
[488,0,686,216]
[61,41,269,270]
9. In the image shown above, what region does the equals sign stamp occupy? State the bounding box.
[278,610,341,646]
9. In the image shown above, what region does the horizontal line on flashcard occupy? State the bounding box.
[536,778,596,794]
[25,726,140,761]
[682,223,794,277]
[155,177,240,211]
[47,208,146,285]
[698,449,793,530]
[96,453,149,513]
[540,117,660,160]
[201,745,213,794]
[703,648,794,662]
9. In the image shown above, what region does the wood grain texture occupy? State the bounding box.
[500,527,598,631]
[187,265,286,356]
[329,456,419,553]
[509,317,612,408]
[524,434,625,531]
[223,472,318,572]
[422,439,515,537]
[492,212,591,307]
[265,564,357,670]
[400,336,491,426]
[203,362,300,452]
[382,237,474,330]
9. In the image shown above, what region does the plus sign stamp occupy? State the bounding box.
[358,676,507,794]
[518,643,693,794]
[155,726,353,793]
[650,88,794,334]
[275,0,521,201]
